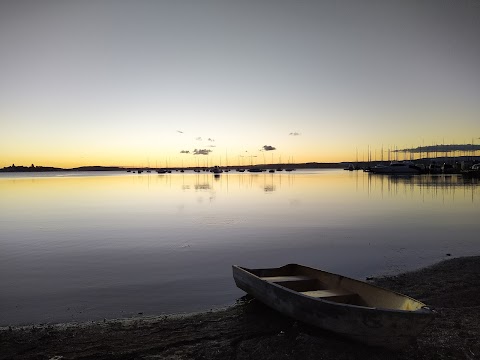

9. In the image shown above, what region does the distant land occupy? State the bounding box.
[0,163,344,172]
[1,156,479,173]
[0,165,125,173]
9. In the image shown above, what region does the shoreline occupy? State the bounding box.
[1,256,479,359]
[0,163,344,173]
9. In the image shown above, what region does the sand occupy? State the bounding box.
[1,256,479,360]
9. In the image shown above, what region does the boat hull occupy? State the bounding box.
[370,161,423,175]
[233,264,434,349]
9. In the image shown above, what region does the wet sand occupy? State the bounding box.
[1,256,479,360]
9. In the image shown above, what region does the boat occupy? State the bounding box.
[427,162,442,174]
[232,264,435,349]
[441,163,457,174]
[370,161,422,175]
[211,165,223,174]
[461,163,480,178]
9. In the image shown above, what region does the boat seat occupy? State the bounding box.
[300,288,356,301]
[260,275,313,282]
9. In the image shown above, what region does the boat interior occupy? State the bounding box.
[258,273,368,306]
[243,264,425,311]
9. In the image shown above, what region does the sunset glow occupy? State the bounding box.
[1,0,479,168]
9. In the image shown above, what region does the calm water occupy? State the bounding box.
[1,170,479,326]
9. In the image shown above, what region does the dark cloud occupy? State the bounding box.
[177,130,184,134]
[289,132,300,136]
[193,149,212,155]
[208,138,215,142]
[180,150,190,154]
[195,137,202,141]
[395,144,480,153]
[262,145,276,151]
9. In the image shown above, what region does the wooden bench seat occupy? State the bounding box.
[261,277,357,301]
[260,275,313,282]
[300,288,355,300]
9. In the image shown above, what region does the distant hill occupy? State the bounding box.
[0,165,125,172]
[0,165,63,172]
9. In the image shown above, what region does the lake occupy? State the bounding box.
[1,169,479,326]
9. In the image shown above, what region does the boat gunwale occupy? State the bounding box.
[233,264,434,315]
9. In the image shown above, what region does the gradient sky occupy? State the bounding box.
[1,0,479,168]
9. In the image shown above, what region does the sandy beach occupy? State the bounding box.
[1,256,479,360]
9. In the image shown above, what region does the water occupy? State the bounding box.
[1,170,479,326]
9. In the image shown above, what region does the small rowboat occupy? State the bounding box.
[232,264,435,348]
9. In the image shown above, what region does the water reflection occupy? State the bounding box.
[264,185,276,192]
[364,173,479,203]
[0,170,479,326]
[194,183,211,190]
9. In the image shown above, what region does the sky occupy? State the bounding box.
[1,0,479,168]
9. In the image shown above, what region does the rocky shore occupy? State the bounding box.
[1,256,479,360]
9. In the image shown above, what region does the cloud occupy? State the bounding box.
[195,137,202,141]
[208,138,215,142]
[395,144,480,153]
[262,145,276,151]
[193,149,212,155]
[180,150,190,154]
[207,145,216,148]
[176,130,184,134]
[289,132,300,136]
